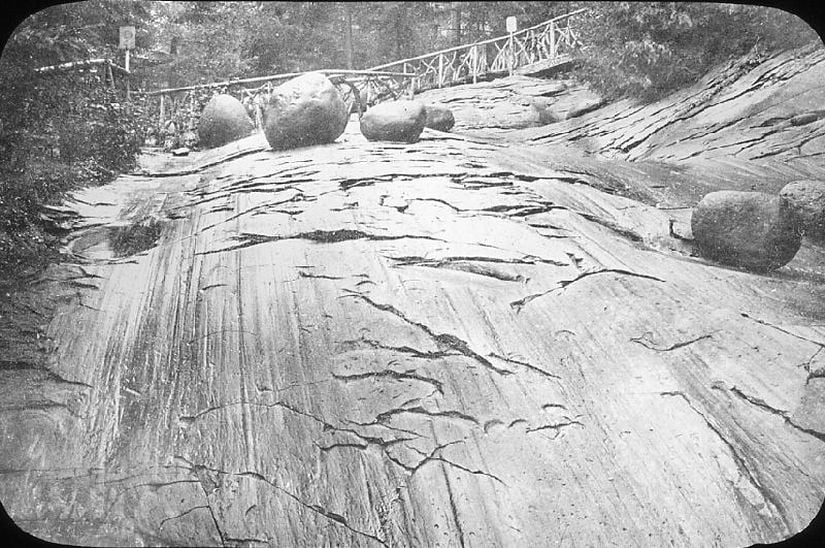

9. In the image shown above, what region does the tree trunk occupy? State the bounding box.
[394,3,408,61]
[344,3,354,70]
[452,2,462,47]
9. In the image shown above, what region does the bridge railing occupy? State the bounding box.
[136,9,586,148]
[366,9,586,92]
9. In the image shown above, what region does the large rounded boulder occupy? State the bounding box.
[360,100,427,143]
[691,190,801,272]
[198,94,255,149]
[424,104,455,132]
[263,72,349,150]
[780,180,825,242]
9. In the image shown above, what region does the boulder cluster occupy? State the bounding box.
[691,181,824,272]
[197,72,457,151]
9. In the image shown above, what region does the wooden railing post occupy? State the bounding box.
[437,54,444,88]
[471,45,478,84]
[508,34,514,76]
[366,77,373,105]
[550,21,557,59]
[159,94,166,130]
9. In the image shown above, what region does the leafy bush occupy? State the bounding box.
[575,2,821,102]
[0,67,141,274]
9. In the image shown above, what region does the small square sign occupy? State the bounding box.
[506,16,517,33]
[119,26,135,49]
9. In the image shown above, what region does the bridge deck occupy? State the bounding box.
[516,54,574,76]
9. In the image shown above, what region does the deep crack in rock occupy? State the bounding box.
[342,293,515,376]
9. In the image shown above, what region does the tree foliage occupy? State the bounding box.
[575,2,821,101]
[125,1,820,100]
[0,1,146,272]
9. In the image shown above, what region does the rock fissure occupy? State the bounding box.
[342,293,515,376]
[510,268,666,311]
[333,367,445,395]
[630,332,714,352]
[740,313,825,348]
[488,352,561,380]
[659,391,791,529]
[197,230,449,256]
[174,457,388,546]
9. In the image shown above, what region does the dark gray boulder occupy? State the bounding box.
[360,100,427,143]
[425,104,455,132]
[263,72,349,150]
[198,94,255,149]
[691,190,801,272]
[780,180,825,242]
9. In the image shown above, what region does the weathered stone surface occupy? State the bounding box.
[691,190,801,271]
[4,43,825,548]
[360,100,427,143]
[424,104,455,131]
[780,180,825,242]
[263,72,349,150]
[198,94,255,149]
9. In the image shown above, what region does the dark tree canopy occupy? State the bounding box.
[4,1,819,95]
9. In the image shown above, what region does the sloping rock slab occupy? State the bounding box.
[2,91,824,548]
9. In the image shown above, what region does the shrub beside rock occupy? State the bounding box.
[424,104,455,132]
[360,100,427,143]
[779,180,825,242]
[263,72,349,150]
[691,190,801,272]
[198,94,255,149]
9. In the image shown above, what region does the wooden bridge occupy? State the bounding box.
[366,9,585,93]
[138,9,586,144]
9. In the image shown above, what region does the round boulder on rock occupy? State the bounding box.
[779,180,825,242]
[198,94,255,149]
[263,72,349,150]
[691,190,801,272]
[360,100,427,143]
[424,104,455,132]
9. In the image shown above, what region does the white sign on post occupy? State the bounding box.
[119,26,135,96]
[119,26,135,50]
[506,16,517,33]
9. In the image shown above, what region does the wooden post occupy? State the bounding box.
[506,16,517,77]
[472,45,478,84]
[550,21,556,59]
[125,48,131,100]
[159,94,166,130]
[189,92,196,131]
[438,54,444,88]
[509,35,514,76]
